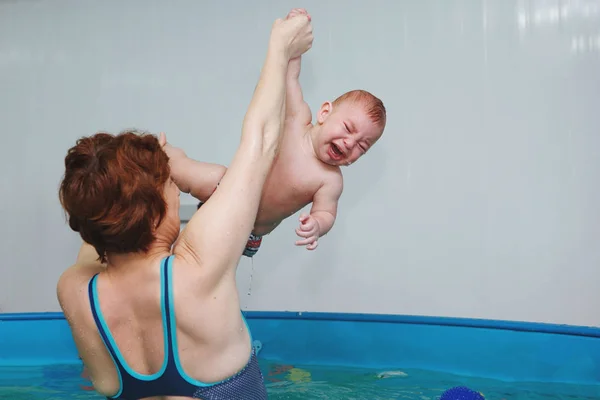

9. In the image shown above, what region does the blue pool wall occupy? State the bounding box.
[1,311,599,385]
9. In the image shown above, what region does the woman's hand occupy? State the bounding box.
[270,11,314,61]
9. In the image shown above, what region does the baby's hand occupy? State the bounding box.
[285,8,309,61]
[286,8,307,20]
[271,9,313,60]
[295,213,320,250]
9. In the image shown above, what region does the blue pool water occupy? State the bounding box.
[0,361,598,399]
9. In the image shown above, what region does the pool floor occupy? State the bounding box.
[0,361,598,399]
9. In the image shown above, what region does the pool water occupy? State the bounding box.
[0,361,598,399]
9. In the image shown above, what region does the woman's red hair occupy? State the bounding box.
[59,130,171,262]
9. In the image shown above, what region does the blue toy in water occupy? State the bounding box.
[440,386,485,400]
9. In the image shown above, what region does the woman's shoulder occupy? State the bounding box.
[56,261,104,316]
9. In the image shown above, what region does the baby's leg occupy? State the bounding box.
[170,156,227,202]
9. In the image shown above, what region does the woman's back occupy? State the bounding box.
[60,253,260,399]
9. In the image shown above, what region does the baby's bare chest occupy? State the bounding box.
[255,139,328,227]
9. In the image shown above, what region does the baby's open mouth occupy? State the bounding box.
[331,143,343,157]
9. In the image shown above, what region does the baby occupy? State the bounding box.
[165,9,386,257]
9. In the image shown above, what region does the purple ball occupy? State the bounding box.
[440,386,485,400]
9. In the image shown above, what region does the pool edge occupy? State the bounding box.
[1,311,600,385]
[2,311,599,338]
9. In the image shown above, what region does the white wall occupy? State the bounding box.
[1,0,599,327]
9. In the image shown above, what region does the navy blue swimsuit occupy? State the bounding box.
[87,255,268,399]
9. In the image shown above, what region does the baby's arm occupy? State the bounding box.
[286,57,311,124]
[310,176,343,236]
[285,10,312,125]
[161,138,226,202]
[295,174,343,249]
[75,242,104,265]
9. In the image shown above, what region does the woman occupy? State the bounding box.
[56,12,313,400]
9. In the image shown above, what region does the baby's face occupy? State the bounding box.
[315,101,383,167]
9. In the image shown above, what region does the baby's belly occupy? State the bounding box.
[252,221,281,237]
[253,199,310,236]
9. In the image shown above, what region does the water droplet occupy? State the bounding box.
[247,258,255,296]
